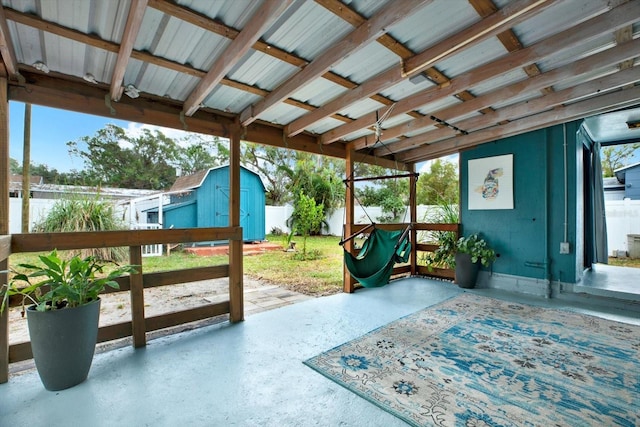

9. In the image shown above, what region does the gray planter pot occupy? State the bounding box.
[27,298,101,391]
[454,253,480,289]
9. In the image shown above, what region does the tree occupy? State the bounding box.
[67,124,179,189]
[353,165,409,223]
[292,192,324,260]
[175,134,227,176]
[601,143,640,177]
[416,159,459,205]
[241,143,296,205]
[9,158,20,174]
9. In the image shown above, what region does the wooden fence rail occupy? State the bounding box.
[0,226,242,383]
[347,222,460,281]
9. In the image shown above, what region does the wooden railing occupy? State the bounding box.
[0,227,243,383]
[347,222,460,280]
[414,223,460,280]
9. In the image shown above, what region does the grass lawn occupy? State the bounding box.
[8,235,345,297]
[608,257,640,268]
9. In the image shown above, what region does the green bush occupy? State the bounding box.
[34,196,127,261]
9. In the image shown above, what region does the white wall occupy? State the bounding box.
[9,198,53,234]
[605,199,640,255]
[265,204,442,236]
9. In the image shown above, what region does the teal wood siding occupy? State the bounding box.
[164,201,197,229]
[168,166,266,241]
[625,166,640,200]
[461,121,581,284]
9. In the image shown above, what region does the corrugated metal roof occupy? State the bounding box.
[1,0,638,166]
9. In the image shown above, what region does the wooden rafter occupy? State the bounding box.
[380,65,640,157]
[285,0,555,138]
[469,0,550,95]
[183,0,294,116]
[0,6,20,79]
[321,0,637,146]
[400,0,553,77]
[369,37,640,155]
[0,0,635,168]
[110,0,148,102]
[2,6,351,125]
[239,0,432,127]
[397,85,640,162]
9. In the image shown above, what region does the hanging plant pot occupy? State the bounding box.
[454,253,480,289]
[27,299,101,391]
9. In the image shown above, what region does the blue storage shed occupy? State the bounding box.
[614,162,640,200]
[158,165,266,242]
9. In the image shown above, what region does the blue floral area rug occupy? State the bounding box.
[304,294,640,426]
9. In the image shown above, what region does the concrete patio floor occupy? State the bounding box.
[1,276,639,427]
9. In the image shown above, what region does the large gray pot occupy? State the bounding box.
[454,253,480,289]
[27,298,101,391]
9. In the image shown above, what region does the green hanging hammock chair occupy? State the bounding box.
[343,225,412,288]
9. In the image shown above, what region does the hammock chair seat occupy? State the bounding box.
[343,226,411,288]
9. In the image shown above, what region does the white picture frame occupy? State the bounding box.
[468,154,514,210]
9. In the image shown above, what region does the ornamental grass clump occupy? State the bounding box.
[34,195,127,261]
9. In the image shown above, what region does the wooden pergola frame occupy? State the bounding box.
[0,0,637,384]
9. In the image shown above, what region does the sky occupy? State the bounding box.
[8,102,194,173]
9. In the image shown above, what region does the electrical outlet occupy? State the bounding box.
[560,242,570,254]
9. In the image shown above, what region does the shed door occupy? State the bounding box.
[217,187,250,240]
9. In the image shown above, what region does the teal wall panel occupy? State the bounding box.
[164,201,197,229]
[461,121,581,284]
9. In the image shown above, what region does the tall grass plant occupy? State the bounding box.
[33,195,128,261]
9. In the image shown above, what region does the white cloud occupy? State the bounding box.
[124,122,191,141]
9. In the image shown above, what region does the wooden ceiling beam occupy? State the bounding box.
[401,0,554,77]
[320,0,638,145]
[148,0,308,68]
[110,0,148,102]
[381,66,640,157]
[286,0,552,139]
[366,37,640,153]
[239,0,431,127]
[6,70,407,170]
[183,0,294,116]
[3,6,349,125]
[5,70,340,158]
[0,6,20,79]
[396,85,640,162]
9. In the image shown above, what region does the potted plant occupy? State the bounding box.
[454,233,496,288]
[427,232,496,288]
[0,250,137,391]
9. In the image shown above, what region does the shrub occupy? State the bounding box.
[33,196,127,261]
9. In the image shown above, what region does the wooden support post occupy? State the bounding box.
[129,245,146,347]
[228,122,244,322]
[409,163,418,276]
[343,147,356,293]
[0,78,9,383]
[21,104,31,233]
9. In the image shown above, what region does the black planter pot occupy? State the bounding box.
[27,298,101,391]
[454,253,480,289]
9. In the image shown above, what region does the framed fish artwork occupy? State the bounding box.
[468,154,514,210]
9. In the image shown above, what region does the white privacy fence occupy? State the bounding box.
[604,199,640,256]
[9,198,640,256]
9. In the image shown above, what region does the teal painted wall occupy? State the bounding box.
[164,201,197,229]
[461,121,581,284]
